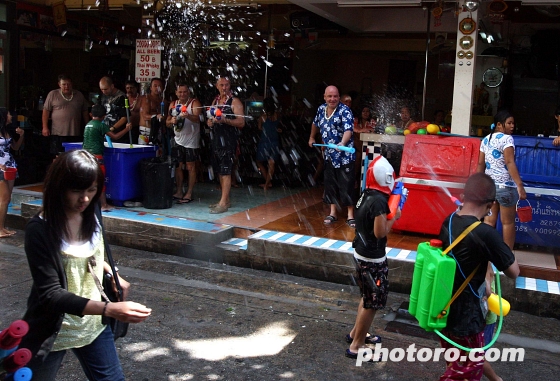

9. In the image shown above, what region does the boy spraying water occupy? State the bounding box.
[83,104,131,211]
[346,156,401,360]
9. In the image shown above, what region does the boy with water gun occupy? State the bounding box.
[346,156,405,360]
[436,173,519,380]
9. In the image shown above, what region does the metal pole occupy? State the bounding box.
[264,47,269,98]
[422,9,431,121]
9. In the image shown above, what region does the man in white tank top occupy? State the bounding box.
[166,83,202,203]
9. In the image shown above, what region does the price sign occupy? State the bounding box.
[135,39,161,83]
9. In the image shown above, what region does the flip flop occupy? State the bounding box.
[346,219,356,228]
[324,215,338,225]
[177,198,193,204]
[345,348,381,362]
[345,334,382,345]
[173,196,183,201]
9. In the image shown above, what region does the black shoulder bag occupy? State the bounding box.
[90,206,129,340]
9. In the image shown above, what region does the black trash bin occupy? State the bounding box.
[140,157,174,209]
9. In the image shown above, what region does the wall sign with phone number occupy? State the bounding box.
[135,39,161,84]
[513,198,560,247]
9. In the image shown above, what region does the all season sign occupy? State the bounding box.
[135,39,161,83]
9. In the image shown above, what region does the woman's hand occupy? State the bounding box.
[518,184,527,200]
[106,301,152,323]
[553,137,560,146]
[15,127,24,136]
[117,274,131,301]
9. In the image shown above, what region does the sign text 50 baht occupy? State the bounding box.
[135,39,161,83]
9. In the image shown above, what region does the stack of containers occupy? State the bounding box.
[392,134,481,235]
[62,142,157,206]
[507,136,560,248]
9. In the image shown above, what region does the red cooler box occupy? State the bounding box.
[393,134,481,235]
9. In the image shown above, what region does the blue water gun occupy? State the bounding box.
[312,143,355,154]
[387,181,408,220]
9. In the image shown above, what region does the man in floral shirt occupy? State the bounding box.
[308,85,356,228]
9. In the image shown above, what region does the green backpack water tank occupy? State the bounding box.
[409,239,456,331]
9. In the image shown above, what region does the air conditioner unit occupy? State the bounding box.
[337,0,422,7]
[521,0,560,4]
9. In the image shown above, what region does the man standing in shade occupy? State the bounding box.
[121,79,143,144]
[42,74,89,154]
[206,76,244,214]
[139,78,167,151]
[167,82,202,204]
[308,85,356,227]
[98,76,128,134]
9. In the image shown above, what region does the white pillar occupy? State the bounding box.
[451,9,479,136]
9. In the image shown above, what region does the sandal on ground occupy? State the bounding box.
[210,204,229,214]
[209,202,231,209]
[173,196,183,201]
[324,215,338,225]
[345,334,382,345]
[345,348,381,362]
[177,197,193,204]
[346,219,356,228]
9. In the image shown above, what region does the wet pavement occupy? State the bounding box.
[1,231,560,381]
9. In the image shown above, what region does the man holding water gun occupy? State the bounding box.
[206,76,245,214]
[166,82,202,204]
[308,85,356,227]
[346,155,402,360]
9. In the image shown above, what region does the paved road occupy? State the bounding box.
[1,231,560,380]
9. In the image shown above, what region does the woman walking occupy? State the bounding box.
[20,150,151,380]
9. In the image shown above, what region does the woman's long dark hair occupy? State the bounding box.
[0,108,11,139]
[42,150,104,248]
[488,109,513,144]
[358,106,372,124]
[493,109,513,128]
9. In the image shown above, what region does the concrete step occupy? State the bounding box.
[217,229,560,319]
[17,200,235,260]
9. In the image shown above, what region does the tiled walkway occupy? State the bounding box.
[12,181,560,292]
